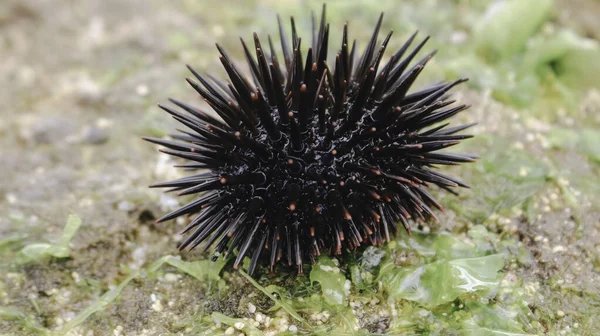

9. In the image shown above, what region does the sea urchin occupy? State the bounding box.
[144,6,476,275]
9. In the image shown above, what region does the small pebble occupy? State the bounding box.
[113,325,124,336]
[77,75,103,104]
[81,125,109,144]
[519,167,528,177]
[526,133,535,142]
[6,194,17,204]
[151,300,163,312]
[71,272,81,283]
[26,117,74,144]
[136,84,149,96]
[164,273,178,282]
[118,201,134,212]
[450,30,467,44]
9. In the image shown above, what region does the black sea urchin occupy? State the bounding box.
[144,6,476,275]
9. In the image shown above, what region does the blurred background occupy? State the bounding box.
[0,0,598,335]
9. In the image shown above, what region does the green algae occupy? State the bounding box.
[524,30,600,91]
[547,127,600,164]
[0,254,227,335]
[0,307,48,335]
[148,255,227,282]
[310,257,349,307]
[216,226,536,334]
[0,269,137,336]
[450,0,600,111]
[0,253,227,335]
[239,270,306,324]
[442,136,550,225]
[122,226,535,335]
[56,272,139,334]
[0,201,588,335]
[378,227,537,335]
[474,0,553,61]
[379,240,504,308]
[16,215,82,265]
[297,226,534,335]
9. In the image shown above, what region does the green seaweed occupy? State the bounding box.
[0,306,48,335]
[309,257,349,307]
[56,272,138,334]
[473,0,552,61]
[16,215,82,265]
[0,235,25,252]
[524,29,600,91]
[379,227,537,335]
[239,270,306,324]
[460,302,535,336]
[547,127,600,164]
[387,300,535,335]
[1,254,228,335]
[25,255,227,334]
[379,230,504,308]
[148,255,226,281]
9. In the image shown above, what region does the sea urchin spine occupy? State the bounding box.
[144,6,476,275]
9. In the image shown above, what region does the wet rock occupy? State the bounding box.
[81,124,109,145]
[76,75,104,105]
[20,116,74,145]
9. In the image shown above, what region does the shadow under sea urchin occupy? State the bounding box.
[144,5,476,276]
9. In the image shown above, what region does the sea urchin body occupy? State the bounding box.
[144,6,476,275]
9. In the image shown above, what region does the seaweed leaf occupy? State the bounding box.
[474,0,553,60]
[17,214,82,264]
[379,229,505,308]
[55,272,138,334]
[238,270,306,325]
[309,257,349,307]
[148,255,226,281]
[0,306,49,335]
